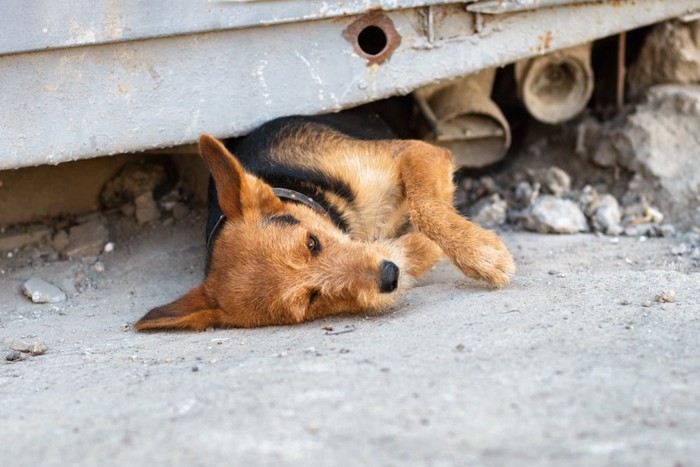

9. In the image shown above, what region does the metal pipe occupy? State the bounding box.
[515,43,594,124]
[414,69,511,168]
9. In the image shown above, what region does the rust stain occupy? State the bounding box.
[342,11,402,67]
[538,31,553,53]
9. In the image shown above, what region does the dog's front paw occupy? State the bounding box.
[453,229,516,287]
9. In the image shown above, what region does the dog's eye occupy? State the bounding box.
[306,234,321,255]
[309,290,320,305]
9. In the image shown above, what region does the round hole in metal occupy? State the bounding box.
[357,25,388,56]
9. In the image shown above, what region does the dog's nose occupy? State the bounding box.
[379,260,400,293]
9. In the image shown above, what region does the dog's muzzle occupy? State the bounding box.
[379,260,400,293]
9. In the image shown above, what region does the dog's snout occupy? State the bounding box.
[379,260,399,293]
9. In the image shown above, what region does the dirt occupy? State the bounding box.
[1,208,699,467]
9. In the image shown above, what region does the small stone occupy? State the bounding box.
[21,278,66,303]
[588,194,622,235]
[513,180,539,209]
[6,350,22,362]
[624,225,639,237]
[642,299,653,308]
[522,196,587,234]
[620,299,630,306]
[671,243,691,256]
[592,139,620,167]
[100,162,168,209]
[103,242,115,253]
[52,230,70,252]
[529,167,571,196]
[655,224,676,238]
[470,194,507,228]
[11,339,47,356]
[134,192,159,225]
[64,219,109,258]
[655,290,676,303]
[93,262,105,272]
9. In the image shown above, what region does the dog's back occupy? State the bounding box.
[208,113,410,258]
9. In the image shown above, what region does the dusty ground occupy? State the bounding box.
[1,211,698,467]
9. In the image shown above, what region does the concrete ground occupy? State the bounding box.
[1,214,699,467]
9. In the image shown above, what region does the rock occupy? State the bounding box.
[470,194,507,228]
[0,224,51,252]
[134,192,159,225]
[588,194,622,235]
[522,196,587,234]
[607,85,700,229]
[100,162,169,209]
[6,350,23,362]
[21,278,66,303]
[655,224,676,238]
[513,181,539,209]
[63,219,109,258]
[11,339,48,356]
[655,290,676,304]
[528,167,571,196]
[51,230,70,252]
[627,20,700,97]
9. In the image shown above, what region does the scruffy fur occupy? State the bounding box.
[134,116,515,331]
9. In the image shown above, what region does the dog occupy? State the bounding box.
[134,113,515,331]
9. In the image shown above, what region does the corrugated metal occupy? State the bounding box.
[1,0,698,169]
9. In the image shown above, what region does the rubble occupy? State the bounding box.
[0,224,51,252]
[655,290,677,304]
[5,350,25,362]
[586,85,700,230]
[584,190,622,236]
[469,194,507,228]
[521,196,587,234]
[100,161,169,209]
[134,192,160,225]
[627,20,700,97]
[11,339,48,356]
[527,167,571,196]
[21,278,66,303]
[63,218,110,258]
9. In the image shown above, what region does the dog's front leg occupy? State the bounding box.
[394,141,515,287]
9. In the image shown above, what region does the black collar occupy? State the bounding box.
[206,187,327,252]
[272,187,328,216]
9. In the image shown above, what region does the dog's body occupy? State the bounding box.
[134,114,515,331]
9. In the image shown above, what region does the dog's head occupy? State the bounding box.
[134,135,407,331]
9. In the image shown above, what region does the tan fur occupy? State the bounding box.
[134,128,515,331]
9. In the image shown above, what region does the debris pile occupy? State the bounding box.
[458,83,700,240]
[0,159,193,264]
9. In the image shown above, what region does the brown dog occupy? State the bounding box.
[134,115,515,331]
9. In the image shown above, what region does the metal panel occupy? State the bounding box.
[468,0,604,14]
[0,0,465,56]
[1,0,698,169]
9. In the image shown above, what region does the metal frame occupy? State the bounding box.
[1,0,698,169]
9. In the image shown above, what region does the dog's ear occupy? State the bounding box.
[199,134,283,218]
[133,285,223,331]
